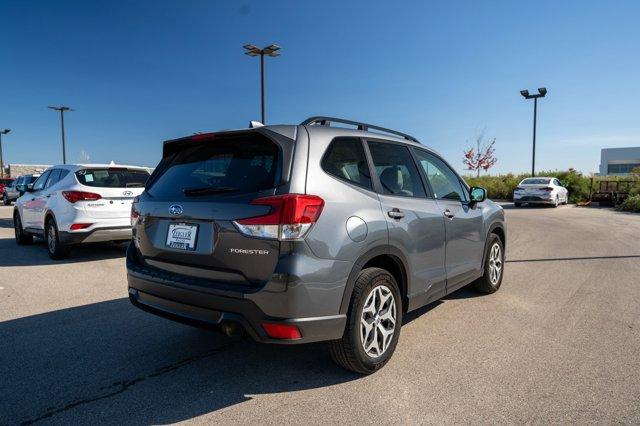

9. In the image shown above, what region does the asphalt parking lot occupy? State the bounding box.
[1,204,639,424]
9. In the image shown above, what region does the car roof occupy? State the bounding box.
[46,163,150,171]
[164,120,443,158]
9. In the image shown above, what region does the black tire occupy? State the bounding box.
[45,217,70,260]
[514,202,521,208]
[472,233,504,294]
[328,267,402,375]
[14,212,33,245]
[3,193,10,206]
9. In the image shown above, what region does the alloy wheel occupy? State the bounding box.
[47,224,56,254]
[488,243,503,285]
[14,216,21,239]
[360,285,396,358]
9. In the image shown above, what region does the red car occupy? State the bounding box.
[0,178,14,196]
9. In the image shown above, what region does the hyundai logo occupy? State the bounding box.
[122,190,133,197]
[169,204,183,216]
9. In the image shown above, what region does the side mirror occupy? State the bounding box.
[25,183,34,192]
[470,186,487,203]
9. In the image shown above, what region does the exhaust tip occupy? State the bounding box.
[220,321,243,337]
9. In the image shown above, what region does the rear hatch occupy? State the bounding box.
[75,168,150,218]
[518,178,552,195]
[133,130,295,288]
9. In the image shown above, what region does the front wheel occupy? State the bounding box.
[14,212,33,245]
[329,267,402,375]
[45,218,70,260]
[472,234,504,293]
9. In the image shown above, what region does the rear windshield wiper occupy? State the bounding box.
[183,186,239,196]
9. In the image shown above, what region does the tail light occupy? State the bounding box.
[131,196,140,227]
[62,191,102,203]
[544,187,554,192]
[233,194,324,240]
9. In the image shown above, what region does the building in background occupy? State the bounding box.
[6,164,52,177]
[599,147,640,175]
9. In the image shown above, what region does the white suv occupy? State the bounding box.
[13,164,150,259]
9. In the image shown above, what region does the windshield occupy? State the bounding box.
[76,168,150,188]
[521,178,550,185]
[148,137,279,198]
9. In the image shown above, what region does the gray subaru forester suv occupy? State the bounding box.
[127,116,506,374]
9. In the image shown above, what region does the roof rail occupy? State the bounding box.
[300,116,419,143]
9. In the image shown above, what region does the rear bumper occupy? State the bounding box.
[514,195,554,204]
[126,245,347,344]
[59,226,131,244]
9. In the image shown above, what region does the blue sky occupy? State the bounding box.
[2,0,639,174]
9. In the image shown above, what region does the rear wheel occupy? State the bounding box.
[14,212,33,245]
[472,233,504,293]
[553,195,559,207]
[329,267,402,375]
[3,193,10,206]
[514,202,521,208]
[45,217,70,260]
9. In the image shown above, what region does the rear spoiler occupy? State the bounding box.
[153,126,297,187]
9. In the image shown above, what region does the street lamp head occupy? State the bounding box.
[538,87,547,96]
[520,90,530,98]
[0,129,10,135]
[263,44,280,53]
[243,44,261,56]
[48,106,74,112]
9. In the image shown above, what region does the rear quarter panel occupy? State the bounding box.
[302,128,388,263]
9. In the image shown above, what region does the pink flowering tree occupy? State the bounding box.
[463,136,497,177]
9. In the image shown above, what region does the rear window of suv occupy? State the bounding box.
[76,168,150,188]
[147,137,280,198]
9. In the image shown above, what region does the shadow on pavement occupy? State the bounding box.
[0,217,13,229]
[0,298,360,424]
[507,254,640,263]
[499,203,555,210]
[0,237,126,266]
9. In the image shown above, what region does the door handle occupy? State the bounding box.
[388,208,405,219]
[443,209,455,219]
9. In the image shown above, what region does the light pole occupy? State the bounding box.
[243,44,281,124]
[0,129,10,178]
[520,88,547,177]
[48,105,74,164]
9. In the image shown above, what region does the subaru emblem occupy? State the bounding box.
[169,204,183,216]
[122,190,133,197]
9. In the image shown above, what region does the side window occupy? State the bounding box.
[32,170,51,192]
[554,179,562,187]
[45,169,62,189]
[414,149,467,202]
[321,137,372,190]
[367,141,426,198]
